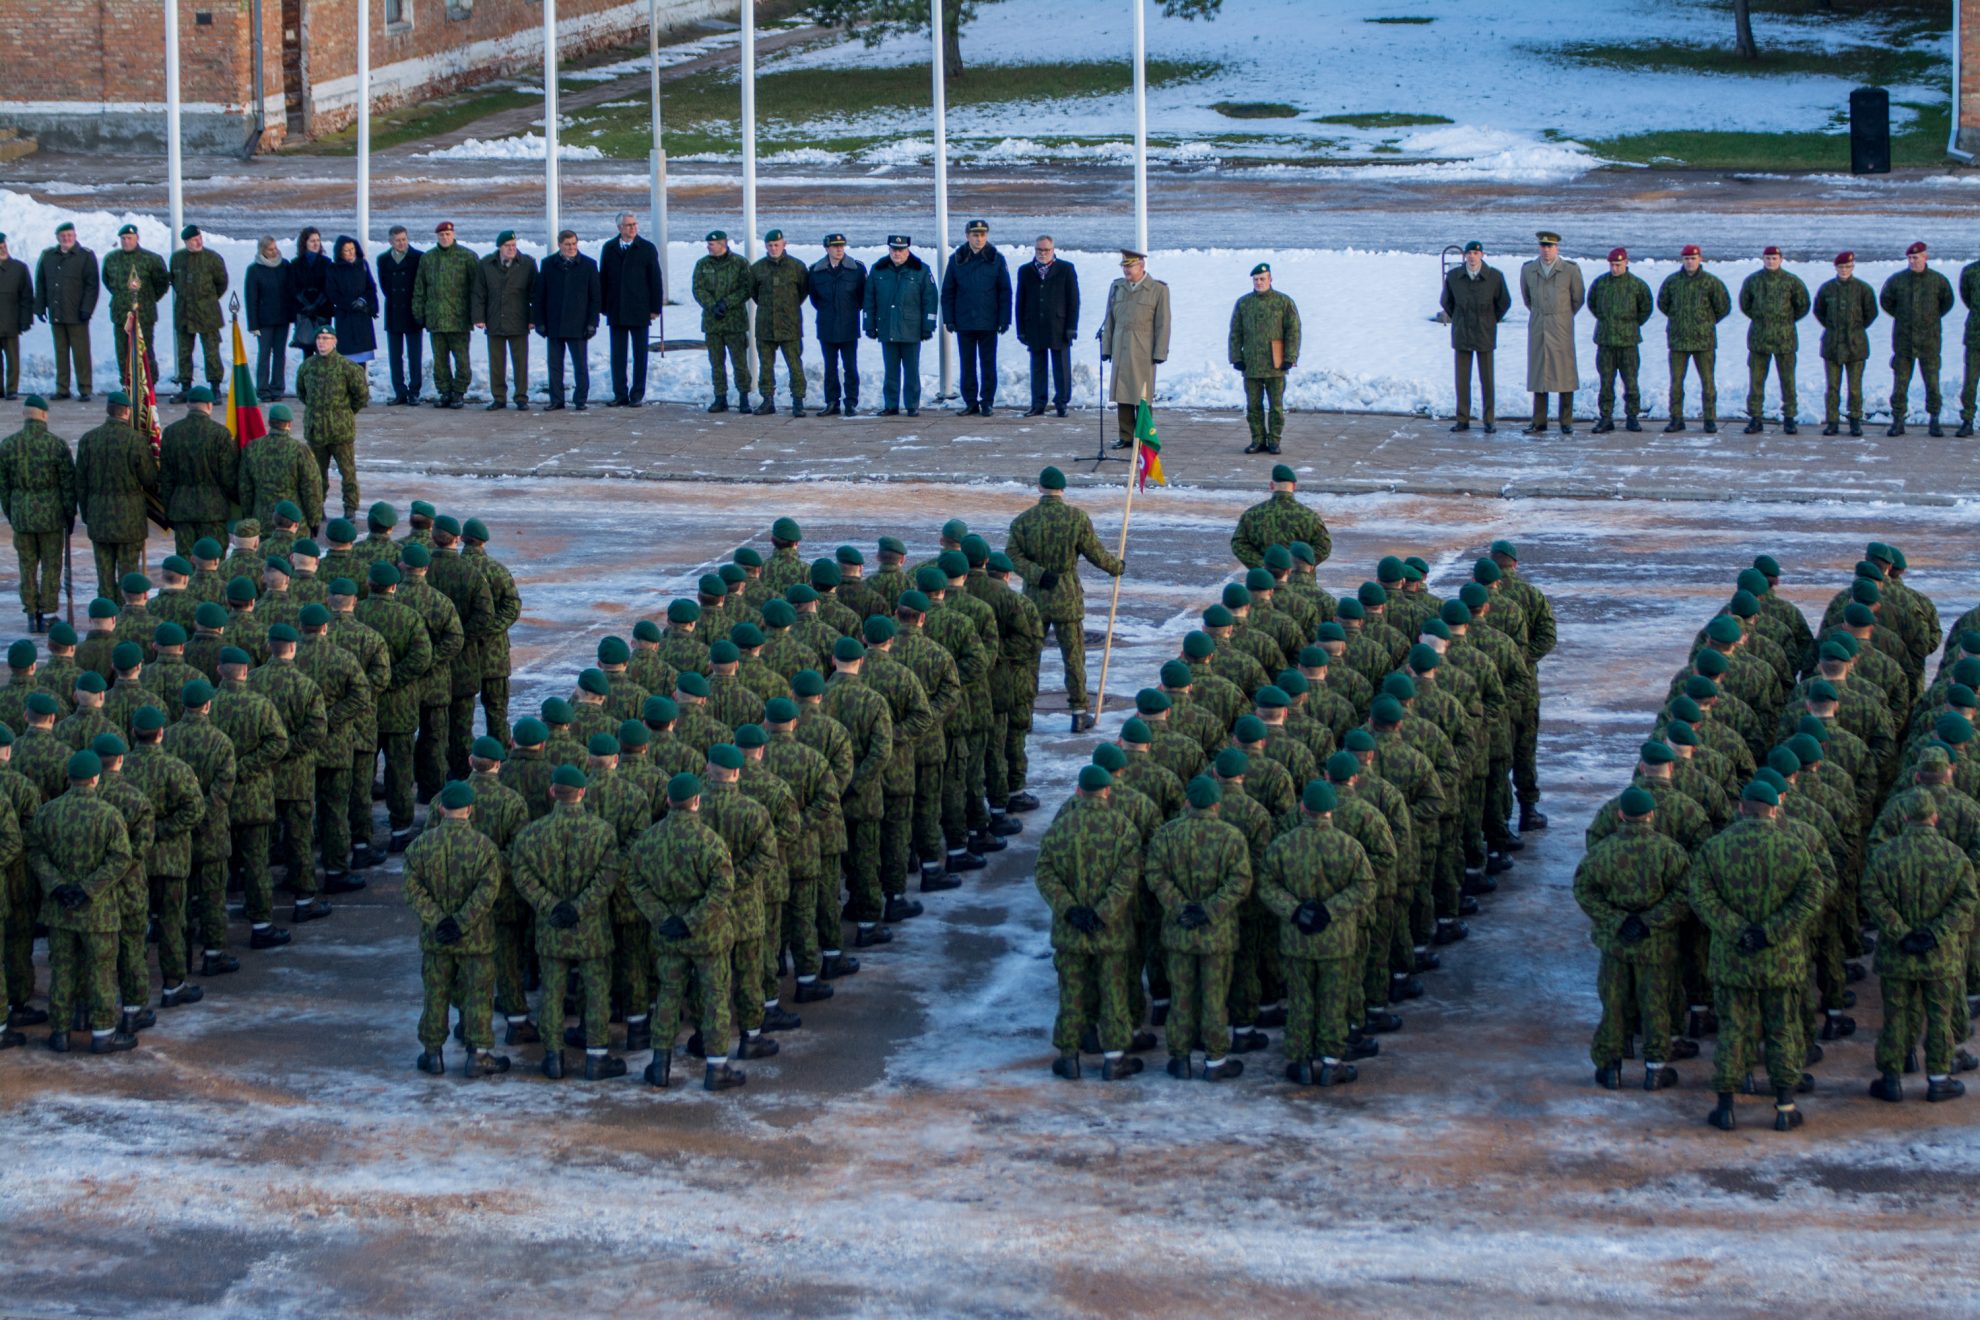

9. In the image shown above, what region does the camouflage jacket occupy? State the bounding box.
[30,784,132,934]
[1144,808,1253,955]
[1689,815,1823,989]
[326,612,390,750]
[295,351,370,451]
[238,432,325,533]
[794,704,854,854]
[0,421,77,535]
[1813,276,1878,364]
[1256,815,1375,962]
[692,251,753,336]
[1348,773,1415,892]
[1962,260,1980,347]
[211,678,289,825]
[737,759,799,902]
[76,419,159,544]
[1227,288,1301,378]
[1573,819,1691,962]
[656,627,711,681]
[1866,783,1980,870]
[707,672,765,732]
[426,544,495,696]
[1586,270,1654,348]
[102,245,171,326]
[764,730,836,884]
[1329,789,1399,901]
[98,770,155,908]
[511,800,619,958]
[246,658,328,798]
[404,817,502,956]
[55,705,114,753]
[699,779,776,940]
[750,253,810,341]
[1034,795,1142,954]
[1656,268,1731,352]
[1006,495,1124,623]
[168,246,228,331]
[162,710,236,859]
[823,672,892,820]
[1366,728,1446,831]
[395,578,464,709]
[295,635,368,766]
[1879,266,1955,356]
[862,654,933,792]
[1737,266,1811,354]
[463,545,521,679]
[123,741,205,880]
[463,768,530,918]
[1118,752,1185,823]
[500,747,559,822]
[924,603,991,731]
[625,808,736,956]
[1230,491,1332,570]
[12,727,72,803]
[409,241,478,334]
[355,594,433,735]
[1862,823,1978,981]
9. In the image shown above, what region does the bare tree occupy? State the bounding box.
[1733,0,1760,60]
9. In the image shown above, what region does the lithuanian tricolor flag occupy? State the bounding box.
[227,314,266,448]
[1134,399,1165,491]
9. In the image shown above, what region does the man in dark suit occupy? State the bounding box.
[376,225,424,405]
[808,232,867,417]
[1016,235,1079,417]
[600,212,664,406]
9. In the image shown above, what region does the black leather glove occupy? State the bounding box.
[434,916,462,946]
[1618,913,1650,945]
[1899,928,1937,955]
[712,299,728,318]
[1292,899,1319,933]
[1065,905,1100,934]
[53,883,87,912]
[549,900,580,930]
[351,297,369,314]
[658,914,691,940]
[1298,900,1332,935]
[1735,923,1769,955]
[1037,571,1059,591]
[1178,902,1209,930]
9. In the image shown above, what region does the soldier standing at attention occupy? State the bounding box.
[32,748,136,1054]
[124,704,206,1010]
[168,225,228,402]
[461,518,519,741]
[1863,795,1977,1104]
[1658,243,1732,434]
[1738,245,1811,435]
[1099,249,1171,450]
[408,221,477,410]
[75,392,158,602]
[1879,240,1955,437]
[1228,263,1301,456]
[693,230,753,413]
[0,395,77,632]
[247,623,329,924]
[1036,764,1143,1081]
[158,388,238,556]
[294,325,368,523]
[750,229,809,416]
[1814,252,1877,437]
[1586,247,1652,434]
[1006,466,1124,733]
[1440,240,1511,434]
[471,230,538,412]
[1520,231,1584,437]
[1145,774,1253,1081]
[405,779,509,1078]
[1230,464,1332,570]
[239,404,325,534]
[101,223,169,392]
[355,561,432,852]
[164,679,238,978]
[1957,247,1980,436]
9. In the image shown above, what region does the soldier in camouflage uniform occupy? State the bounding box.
[693,231,753,411]
[212,646,291,949]
[391,543,463,809]
[1737,246,1811,433]
[1586,247,1653,432]
[935,550,1004,858]
[0,722,44,1028]
[33,749,137,1052]
[750,230,810,415]
[1486,541,1555,832]
[1574,786,1692,1091]
[426,518,494,780]
[459,518,518,740]
[913,566,988,875]
[1006,467,1123,731]
[822,640,897,943]
[0,737,22,1046]
[1145,775,1253,1080]
[0,398,78,631]
[164,679,238,977]
[1259,780,1376,1087]
[1230,464,1332,570]
[1228,264,1302,455]
[761,699,839,1003]
[1657,245,1732,433]
[890,590,962,886]
[250,623,331,921]
[1036,765,1145,1080]
[125,703,205,1007]
[788,672,860,978]
[56,670,114,752]
[238,405,326,534]
[854,616,935,913]
[90,732,156,1038]
[410,222,478,408]
[1880,241,1956,437]
[1813,252,1878,437]
[101,225,171,390]
[458,739,535,1047]
[625,772,745,1091]
[405,780,510,1077]
[294,327,369,521]
[511,765,625,1080]
[75,393,158,601]
[1863,795,1978,1103]
[168,226,228,396]
[325,578,392,868]
[1691,782,1824,1131]
[158,389,238,556]
[699,745,785,1059]
[983,551,1044,813]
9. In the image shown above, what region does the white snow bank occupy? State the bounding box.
[418,133,606,161]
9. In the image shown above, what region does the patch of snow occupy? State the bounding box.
[417,133,607,161]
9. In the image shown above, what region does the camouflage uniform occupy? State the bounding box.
[295,633,366,873]
[0,762,41,1012]
[124,739,204,990]
[75,416,158,601]
[892,620,962,867]
[156,410,238,557]
[1738,265,1811,423]
[32,780,133,1033]
[356,591,434,832]
[700,777,778,1039]
[1498,567,1556,815]
[1257,813,1375,1066]
[14,724,71,804]
[750,252,810,406]
[162,707,236,955]
[939,585,998,846]
[1959,259,1980,429]
[96,762,155,1016]
[824,671,892,926]
[168,245,228,389]
[410,240,479,399]
[626,806,736,1052]
[1230,489,1332,570]
[794,701,855,955]
[1813,275,1878,427]
[1880,263,1956,423]
[212,675,290,924]
[247,653,327,896]
[464,768,531,1021]
[327,609,390,849]
[1862,822,1978,1078]
[1227,289,1301,449]
[238,430,326,535]
[405,815,503,1052]
[1586,266,1653,424]
[1366,726,1445,948]
[0,784,19,1013]
[1144,805,1252,1064]
[294,350,368,520]
[102,244,171,387]
[764,728,837,981]
[1036,794,1142,1054]
[512,798,620,1051]
[1657,266,1732,424]
[1573,818,1691,1068]
[693,250,754,401]
[1007,493,1125,713]
[463,542,519,738]
[426,542,495,780]
[923,596,989,856]
[859,653,931,903]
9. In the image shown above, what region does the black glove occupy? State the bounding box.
[1292,899,1319,933]
[1064,904,1101,934]
[1899,928,1937,955]
[658,914,691,940]
[1735,923,1769,955]
[1296,900,1332,935]
[52,883,88,912]
[1036,571,1059,591]
[1177,902,1209,930]
[549,900,580,930]
[351,297,369,314]
[1617,913,1650,945]
[712,299,728,318]
[434,916,462,946]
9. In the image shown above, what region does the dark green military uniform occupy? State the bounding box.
[102,243,171,389]
[1813,270,1878,430]
[627,798,739,1070]
[0,416,77,618]
[1574,813,1691,1074]
[512,796,620,1057]
[75,413,158,601]
[1230,481,1332,570]
[238,427,325,535]
[163,696,236,962]
[294,349,368,520]
[1586,264,1653,427]
[823,667,891,931]
[168,243,228,390]
[246,646,328,901]
[983,562,1043,807]
[355,577,431,839]
[1957,259,1980,432]
[1144,788,1252,1073]
[1880,260,1956,430]
[1863,820,1978,1081]
[396,555,464,802]
[463,532,520,740]
[126,725,205,992]
[1657,264,1732,426]
[410,236,479,402]
[693,246,754,404]
[95,748,156,1021]
[326,602,390,855]
[212,669,289,928]
[1006,480,1125,715]
[1228,285,1301,451]
[1738,262,1810,426]
[1036,786,1142,1059]
[406,809,503,1055]
[700,771,779,1046]
[158,408,237,556]
[32,772,133,1039]
[763,721,836,986]
[751,248,810,410]
[1257,796,1375,1072]
[426,537,495,781]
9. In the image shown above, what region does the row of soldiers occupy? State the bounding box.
[1575,541,1980,1132]
[1034,468,1560,1082]
[0,500,523,1048]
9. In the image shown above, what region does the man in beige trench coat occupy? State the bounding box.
[1521,230,1585,437]
[1101,249,1172,449]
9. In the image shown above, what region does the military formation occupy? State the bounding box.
[1036,463,1558,1085]
[1575,541,1980,1131]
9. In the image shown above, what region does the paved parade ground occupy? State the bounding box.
[2,407,1978,1316]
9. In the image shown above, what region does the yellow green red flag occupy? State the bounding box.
[1134,399,1165,491]
[227,314,266,447]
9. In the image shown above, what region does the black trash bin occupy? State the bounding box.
[1850,87,1891,174]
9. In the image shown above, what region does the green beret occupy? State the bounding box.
[292,539,321,559]
[914,566,948,593]
[1741,780,1780,806]
[1253,685,1288,710]
[708,743,744,771]
[410,501,436,520]
[937,550,970,579]
[191,537,223,560]
[1935,712,1974,744]
[771,517,803,542]
[1787,733,1823,765]
[1950,684,1978,710]
[1120,717,1152,746]
[400,543,431,569]
[263,557,294,580]
[761,600,796,628]
[1458,582,1489,610]
[808,560,841,589]
[325,518,358,544]
[1795,715,1828,742]
[181,223,201,240]
[47,622,76,646]
[1382,672,1416,700]
[1275,669,1308,696]
[1668,695,1702,723]
[896,590,931,615]
[161,555,193,576]
[1270,463,1296,483]
[729,623,764,649]
[87,597,118,620]
[733,547,764,568]
[1091,743,1127,772]
[1357,582,1387,607]
[667,599,701,624]
[223,577,256,604]
[668,772,704,802]
[463,518,491,543]
[1245,567,1275,593]
[1399,562,1424,583]
[1640,740,1675,765]
[1186,775,1223,808]
[791,670,825,697]
[471,735,507,761]
[1753,554,1781,577]
[25,692,59,717]
[706,230,728,242]
[438,780,477,809]
[1222,584,1251,610]
[1314,622,1345,643]
[943,519,972,545]
[216,646,250,669]
[836,544,867,567]
[1806,679,1838,702]
[618,720,650,749]
[735,723,768,749]
[1619,786,1657,817]
[1326,750,1360,782]
[586,732,620,757]
[879,536,908,556]
[1766,745,1802,776]
[368,561,402,588]
[183,384,212,403]
[267,403,293,424]
[1863,541,1892,564]
[1214,748,1250,778]
[632,619,663,643]
[328,577,359,598]
[1489,539,1518,560]
[1289,541,1317,565]
[1735,567,1770,598]
[271,500,303,525]
[508,718,547,751]
[1694,648,1729,676]
[1134,688,1172,715]
[1077,764,1114,792]
[1683,674,1719,700]
[552,765,588,789]
[66,750,103,781]
[707,640,740,665]
[21,394,49,411]
[1890,547,1909,571]
[862,615,897,644]
[1472,557,1503,584]
[231,519,262,540]
[1263,545,1293,571]
[832,636,866,663]
[1705,616,1742,644]
[1853,559,1884,581]
[111,641,142,671]
[1345,728,1377,752]
[1184,631,1216,658]
[597,636,631,666]
[1039,466,1067,490]
[1850,579,1880,605]
[131,706,166,734]
[1159,659,1194,688]
[1819,639,1851,662]
[1302,641,1336,666]
[1962,632,1980,657]
[433,515,461,537]
[541,697,574,724]
[1303,780,1337,813]
[1665,719,1698,749]
[1377,556,1405,583]
[90,731,127,758]
[764,697,799,724]
[75,671,107,694]
[1439,600,1472,627]
[6,640,34,669]
[676,672,710,698]
[718,564,747,587]
[1727,590,1759,618]
[1250,262,1271,277]
[1369,695,1405,724]
[1843,602,1875,628]
[643,696,678,724]
[180,680,214,707]
[1233,715,1267,744]
[1408,643,1442,671]
[577,668,610,696]
[119,572,152,596]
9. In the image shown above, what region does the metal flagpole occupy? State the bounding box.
[931,0,951,402]
[742,0,758,381]
[165,0,184,249]
[544,0,561,244]
[649,0,670,297]
[1131,0,1147,255]
[1090,430,1140,724]
[357,0,371,246]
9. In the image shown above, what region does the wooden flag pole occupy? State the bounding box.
[1090,427,1140,721]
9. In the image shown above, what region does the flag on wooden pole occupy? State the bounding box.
[1133,399,1165,490]
[226,312,266,447]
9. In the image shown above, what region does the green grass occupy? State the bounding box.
[1553,39,1941,86]
[1592,100,1952,171]
[1310,111,1452,129]
[1209,101,1300,119]
[1364,15,1435,22]
[297,87,543,154]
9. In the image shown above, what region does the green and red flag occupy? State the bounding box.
[227,313,266,447]
[1134,399,1166,491]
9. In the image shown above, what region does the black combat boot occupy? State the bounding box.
[920,859,960,891]
[644,1052,672,1088]
[1595,1064,1621,1090]
[503,1019,540,1046]
[1868,1071,1903,1102]
[1316,1061,1358,1086]
[1363,1009,1402,1034]
[987,812,1022,837]
[882,896,924,923]
[1624,416,1642,432]
[1129,1030,1159,1053]
[249,925,291,949]
[466,1051,511,1077]
[1667,1037,1700,1060]
[292,898,333,923]
[1344,1030,1379,1060]
[707,397,728,413]
[1959,419,1976,438]
[1227,1028,1269,1054]
[794,978,833,1003]
[853,924,892,948]
[322,870,367,894]
[1782,417,1798,434]
[623,1019,652,1054]
[417,1049,446,1075]
[1663,418,1685,433]
[1849,419,1863,437]
[541,1049,565,1079]
[1706,1092,1736,1130]
[820,952,862,977]
[1821,421,1840,436]
[1927,1077,1966,1102]
[1773,1090,1804,1131]
[1517,807,1548,831]
[1165,1055,1191,1079]
[1929,415,1944,437]
[1645,1064,1678,1091]
[1285,1059,1315,1084]
[1432,918,1468,945]
[969,829,1006,855]
[946,849,985,873]
[1819,1013,1855,1040]
[1005,790,1041,813]
[1101,1054,1143,1080]
[583,1052,628,1081]
[1887,420,1906,437]
[160,983,204,1008]
[1202,1057,1244,1081]
[761,1005,802,1032]
[1591,416,1613,434]
[121,1007,156,1033]
[1255,1003,1287,1028]
[1742,418,1763,435]
[1052,1050,1081,1080]
[704,1061,746,1091]
[736,1033,780,1060]
[199,951,240,976]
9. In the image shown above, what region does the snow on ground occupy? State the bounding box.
[417,132,606,161]
[559,24,744,81]
[6,186,1970,424]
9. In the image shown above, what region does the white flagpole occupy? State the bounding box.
[1092,430,1140,721]
[649,0,670,296]
[165,0,184,250]
[1131,0,1148,255]
[544,0,561,244]
[931,0,952,402]
[357,0,371,246]
[742,0,758,380]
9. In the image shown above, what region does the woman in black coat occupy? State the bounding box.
[325,235,380,362]
[243,234,294,398]
[290,226,333,362]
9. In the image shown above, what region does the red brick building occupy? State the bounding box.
[0,0,731,152]
[1958,0,1980,156]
